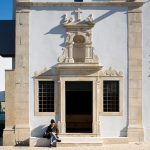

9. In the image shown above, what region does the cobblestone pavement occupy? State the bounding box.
[0,142,150,150]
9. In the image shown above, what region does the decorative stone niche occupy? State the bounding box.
[58,8,99,64]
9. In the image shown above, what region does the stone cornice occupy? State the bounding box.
[16,2,144,8]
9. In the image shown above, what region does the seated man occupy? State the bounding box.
[46,119,61,147]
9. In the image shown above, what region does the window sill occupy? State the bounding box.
[34,112,56,116]
[100,111,123,116]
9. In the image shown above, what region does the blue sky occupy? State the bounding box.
[0,0,14,20]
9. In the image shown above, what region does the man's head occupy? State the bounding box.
[51,119,55,124]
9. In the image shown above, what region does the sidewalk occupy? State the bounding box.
[0,142,150,150]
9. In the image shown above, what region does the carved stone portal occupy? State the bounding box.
[58,8,99,64]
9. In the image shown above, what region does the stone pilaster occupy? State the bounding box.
[3,71,15,146]
[59,79,66,133]
[14,7,30,145]
[127,7,144,142]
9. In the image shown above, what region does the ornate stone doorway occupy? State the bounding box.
[57,8,102,135]
[65,81,93,133]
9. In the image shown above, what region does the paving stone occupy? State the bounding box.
[0,142,150,150]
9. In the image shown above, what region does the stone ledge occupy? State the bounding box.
[103,137,128,144]
[30,136,103,147]
[56,63,102,70]
[30,137,50,147]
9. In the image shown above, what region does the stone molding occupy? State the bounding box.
[16,2,143,8]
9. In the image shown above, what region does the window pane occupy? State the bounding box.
[38,81,54,112]
[103,81,119,112]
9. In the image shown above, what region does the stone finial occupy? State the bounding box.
[103,67,123,76]
[74,8,82,22]
[85,14,94,25]
[64,14,68,23]
[63,14,73,24]
[58,48,67,63]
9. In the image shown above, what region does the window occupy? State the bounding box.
[34,79,55,116]
[74,0,83,2]
[38,81,54,112]
[103,81,119,112]
[101,77,123,116]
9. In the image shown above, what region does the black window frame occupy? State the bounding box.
[103,80,120,112]
[74,0,83,2]
[38,81,55,112]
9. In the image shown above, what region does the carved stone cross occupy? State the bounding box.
[74,8,82,21]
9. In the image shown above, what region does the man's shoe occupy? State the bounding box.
[57,139,61,142]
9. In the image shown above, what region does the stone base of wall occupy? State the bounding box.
[128,126,144,142]
[15,126,30,146]
[3,127,15,146]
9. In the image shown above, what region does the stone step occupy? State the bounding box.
[30,136,103,147]
[59,133,97,137]
[57,136,103,147]
[30,136,128,147]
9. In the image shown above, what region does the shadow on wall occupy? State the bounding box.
[31,125,47,137]
[44,14,66,48]
[41,7,127,48]
[120,126,127,137]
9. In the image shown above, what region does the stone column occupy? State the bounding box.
[85,44,93,63]
[66,44,74,63]
[127,7,144,142]
[59,79,66,133]
[14,8,30,145]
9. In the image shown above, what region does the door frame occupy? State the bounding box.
[59,77,100,135]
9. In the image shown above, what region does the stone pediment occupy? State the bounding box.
[56,63,103,76]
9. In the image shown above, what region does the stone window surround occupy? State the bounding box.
[100,76,123,116]
[34,78,56,116]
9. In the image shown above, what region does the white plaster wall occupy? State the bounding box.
[142,1,150,141]
[29,6,128,137]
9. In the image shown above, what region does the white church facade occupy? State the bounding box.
[3,0,150,146]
